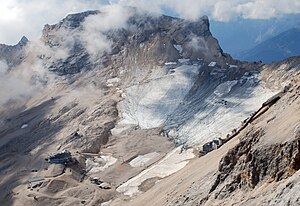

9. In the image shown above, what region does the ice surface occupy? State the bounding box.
[176,79,276,145]
[116,64,277,147]
[214,80,238,97]
[118,65,199,129]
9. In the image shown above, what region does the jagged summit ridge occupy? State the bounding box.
[40,9,226,75]
[18,36,29,46]
[0,36,28,68]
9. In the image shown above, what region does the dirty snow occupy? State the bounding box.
[116,64,277,147]
[86,155,118,175]
[117,146,195,197]
[117,65,199,129]
[129,152,160,168]
[176,78,277,146]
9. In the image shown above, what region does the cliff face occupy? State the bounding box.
[202,58,300,206]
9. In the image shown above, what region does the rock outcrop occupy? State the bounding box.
[0,36,28,68]
[40,9,228,75]
[209,128,300,198]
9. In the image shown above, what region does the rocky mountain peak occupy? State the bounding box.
[0,36,28,68]
[42,10,99,31]
[17,36,29,47]
[39,9,227,75]
[41,10,99,46]
[1,7,300,206]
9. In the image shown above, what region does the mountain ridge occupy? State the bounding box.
[0,36,28,68]
[0,9,299,206]
[236,26,300,63]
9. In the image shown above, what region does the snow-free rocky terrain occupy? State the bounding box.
[0,7,300,206]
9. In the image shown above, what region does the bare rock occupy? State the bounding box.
[208,128,300,200]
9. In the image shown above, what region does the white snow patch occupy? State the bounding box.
[229,65,238,68]
[129,152,160,168]
[119,69,125,75]
[208,61,216,67]
[178,58,190,64]
[21,124,28,129]
[165,62,177,66]
[86,155,117,175]
[107,77,120,84]
[117,147,195,197]
[173,44,183,53]
[30,145,43,155]
[116,87,122,92]
[111,124,132,135]
[101,200,112,206]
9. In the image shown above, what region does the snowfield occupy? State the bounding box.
[118,65,200,129]
[117,147,195,197]
[116,64,278,146]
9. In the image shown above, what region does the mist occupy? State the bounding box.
[0,60,38,106]
[0,4,133,107]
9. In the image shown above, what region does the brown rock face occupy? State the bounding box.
[209,127,300,200]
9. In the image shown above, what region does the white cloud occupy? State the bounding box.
[0,0,104,44]
[0,4,133,106]
[81,5,131,57]
[0,40,59,106]
[0,59,42,105]
[115,0,300,21]
[187,35,209,51]
[0,60,9,74]
[236,0,300,20]
[0,0,299,44]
